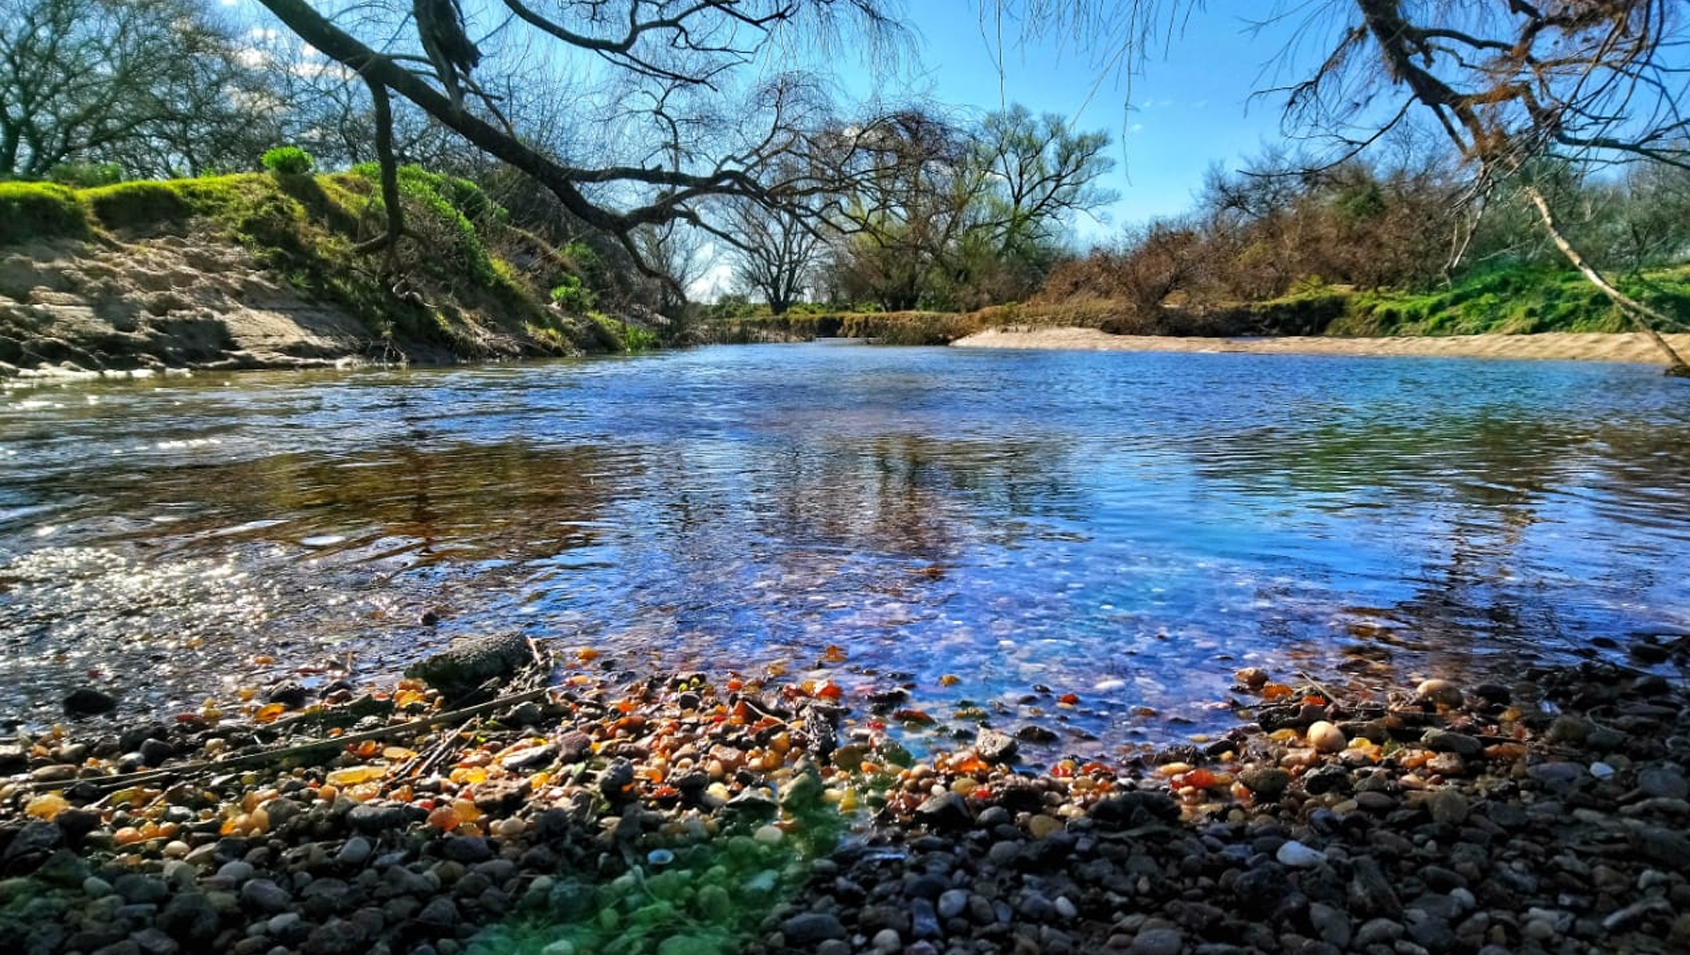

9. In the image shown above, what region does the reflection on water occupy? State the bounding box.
[1,345,1687,751]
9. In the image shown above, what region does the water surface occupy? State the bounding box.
[2,344,1686,754]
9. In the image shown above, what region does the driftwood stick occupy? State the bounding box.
[18,687,555,795]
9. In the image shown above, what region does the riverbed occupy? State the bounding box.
[2,343,1685,747]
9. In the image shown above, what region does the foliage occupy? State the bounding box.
[351,162,503,284]
[48,162,122,188]
[550,275,597,313]
[262,146,315,176]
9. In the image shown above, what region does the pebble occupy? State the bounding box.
[1275,840,1326,868]
[1130,927,1185,955]
[871,928,902,953]
[753,825,784,845]
[1307,720,1346,753]
[1426,789,1470,825]
[336,836,372,866]
[1415,679,1463,708]
[937,889,969,919]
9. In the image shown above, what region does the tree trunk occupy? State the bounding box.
[1524,185,1690,377]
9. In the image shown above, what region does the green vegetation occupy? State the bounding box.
[0,182,92,246]
[261,146,314,176]
[1334,266,1690,336]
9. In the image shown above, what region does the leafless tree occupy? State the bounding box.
[997,0,1690,373]
[251,0,908,284]
[0,0,257,178]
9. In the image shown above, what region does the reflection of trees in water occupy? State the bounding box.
[1198,413,1690,685]
[44,441,621,565]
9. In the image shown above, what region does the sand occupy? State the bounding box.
[951,326,1690,366]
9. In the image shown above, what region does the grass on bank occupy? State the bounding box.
[695,263,1690,346]
[0,171,611,357]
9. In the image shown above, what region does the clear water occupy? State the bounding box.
[2,343,1686,754]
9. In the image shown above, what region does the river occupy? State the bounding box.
[2,343,1686,755]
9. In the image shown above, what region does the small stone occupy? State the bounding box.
[910,897,941,938]
[1055,896,1078,919]
[1239,767,1291,800]
[336,836,372,866]
[752,825,783,845]
[1309,902,1352,948]
[1415,679,1463,708]
[1426,789,1470,825]
[781,912,846,944]
[975,727,1019,763]
[1235,667,1270,689]
[1275,840,1326,868]
[915,792,973,830]
[1639,765,1690,801]
[64,687,118,716]
[1027,814,1064,838]
[1130,927,1184,955]
[871,928,902,953]
[1421,728,1483,757]
[239,878,291,914]
[215,861,255,884]
[938,889,969,920]
[1307,721,1346,753]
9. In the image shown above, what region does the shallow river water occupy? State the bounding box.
[2,343,1687,752]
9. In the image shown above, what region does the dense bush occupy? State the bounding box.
[0,182,92,246]
[262,146,314,176]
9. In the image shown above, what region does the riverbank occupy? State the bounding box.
[3,633,1685,955]
[0,174,648,379]
[952,327,1690,366]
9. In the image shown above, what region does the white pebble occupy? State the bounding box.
[1306,720,1346,754]
[753,824,784,845]
[1275,840,1327,868]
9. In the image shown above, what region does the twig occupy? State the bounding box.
[17,687,555,795]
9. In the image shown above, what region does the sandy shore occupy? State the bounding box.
[953,326,1690,366]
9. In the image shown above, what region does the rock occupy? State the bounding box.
[442,836,492,864]
[1239,767,1291,800]
[871,928,902,953]
[336,836,372,867]
[1426,789,1470,825]
[975,727,1019,763]
[264,680,308,708]
[910,897,941,938]
[556,730,593,763]
[114,874,169,905]
[1354,918,1404,947]
[1130,927,1185,955]
[1421,728,1483,756]
[781,912,846,944]
[1306,721,1345,753]
[598,759,636,801]
[345,803,407,834]
[2,821,63,867]
[239,878,291,914]
[158,891,221,943]
[1015,724,1059,744]
[1347,856,1402,917]
[404,632,531,697]
[417,896,459,928]
[1639,765,1690,801]
[302,917,368,955]
[1275,841,1326,868]
[938,889,969,920]
[214,860,255,883]
[1308,903,1352,948]
[1415,679,1463,708]
[1235,667,1270,689]
[501,743,557,772]
[1091,790,1180,827]
[64,687,118,716]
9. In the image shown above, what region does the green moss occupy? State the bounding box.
[0,182,93,245]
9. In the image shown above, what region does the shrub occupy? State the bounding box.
[48,162,122,188]
[262,146,315,176]
[549,275,596,313]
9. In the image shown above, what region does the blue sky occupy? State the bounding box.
[872,3,1314,242]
